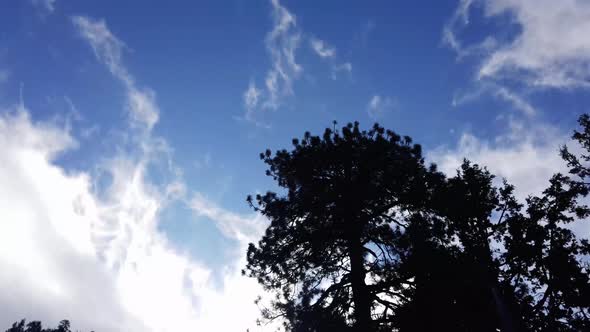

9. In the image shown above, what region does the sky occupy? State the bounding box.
[1,0,590,331]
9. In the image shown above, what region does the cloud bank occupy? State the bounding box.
[0,16,272,332]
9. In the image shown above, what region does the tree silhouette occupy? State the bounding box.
[245,118,590,331]
[4,319,86,332]
[393,161,520,331]
[244,122,446,331]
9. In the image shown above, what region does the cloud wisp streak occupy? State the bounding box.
[242,0,352,125]
[73,16,159,131]
[452,83,537,117]
[309,37,336,59]
[242,0,302,126]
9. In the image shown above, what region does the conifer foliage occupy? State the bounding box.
[245,118,590,331]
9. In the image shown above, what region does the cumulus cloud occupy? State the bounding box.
[0,108,146,331]
[0,106,272,331]
[446,0,590,89]
[429,117,569,200]
[367,95,396,120]
[0,16,275,332]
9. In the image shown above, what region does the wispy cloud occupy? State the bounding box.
[442,0,498,60]
[310,37,336,58]
[31,0,56,14]
[242,0,352,124]
[308,36,353,80]
[263,0,302,109]
[240,0,302,125]
[243,80,262,120]
[331,62,352,80]
[452,83,537,116]
[190,193,267,248]
[492,86,536,116]
[442,0,475,57]
[367,94,396,120]
[446,0,590,89]
[72,15,275,331]
[73,16,159,131]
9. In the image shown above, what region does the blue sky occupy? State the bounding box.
[1,0,590,331]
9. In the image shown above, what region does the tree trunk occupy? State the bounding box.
[349,236,372,332]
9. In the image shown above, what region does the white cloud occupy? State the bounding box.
[125,88,159,131]
[0,16,276,332]
[367,95,396,120]
[446,0,590,88]
[452,84,536,116]
[242,0,353,124]
[442,0,477,57]
[0,108,146,331]
[0,107,272,331]
[480,0,590,88]
[309,37,354,81]
[429,117,568,200]
[492,86,536,116]
[71,17,129,83]
[73,16,159,130]
[310,37,336,58]
[240,0,302,124]
[244,80,261,120]
[188,194,279,331]
[190,193,267,247]
[263,0,302,110]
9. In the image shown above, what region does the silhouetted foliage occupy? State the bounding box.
[245,118,590,331]
[4,319,89,332]
[245,122,444,331]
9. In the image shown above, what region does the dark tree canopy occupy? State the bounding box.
[245,119,590,331]
[4,319,89,332]
[245,122,442,331]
